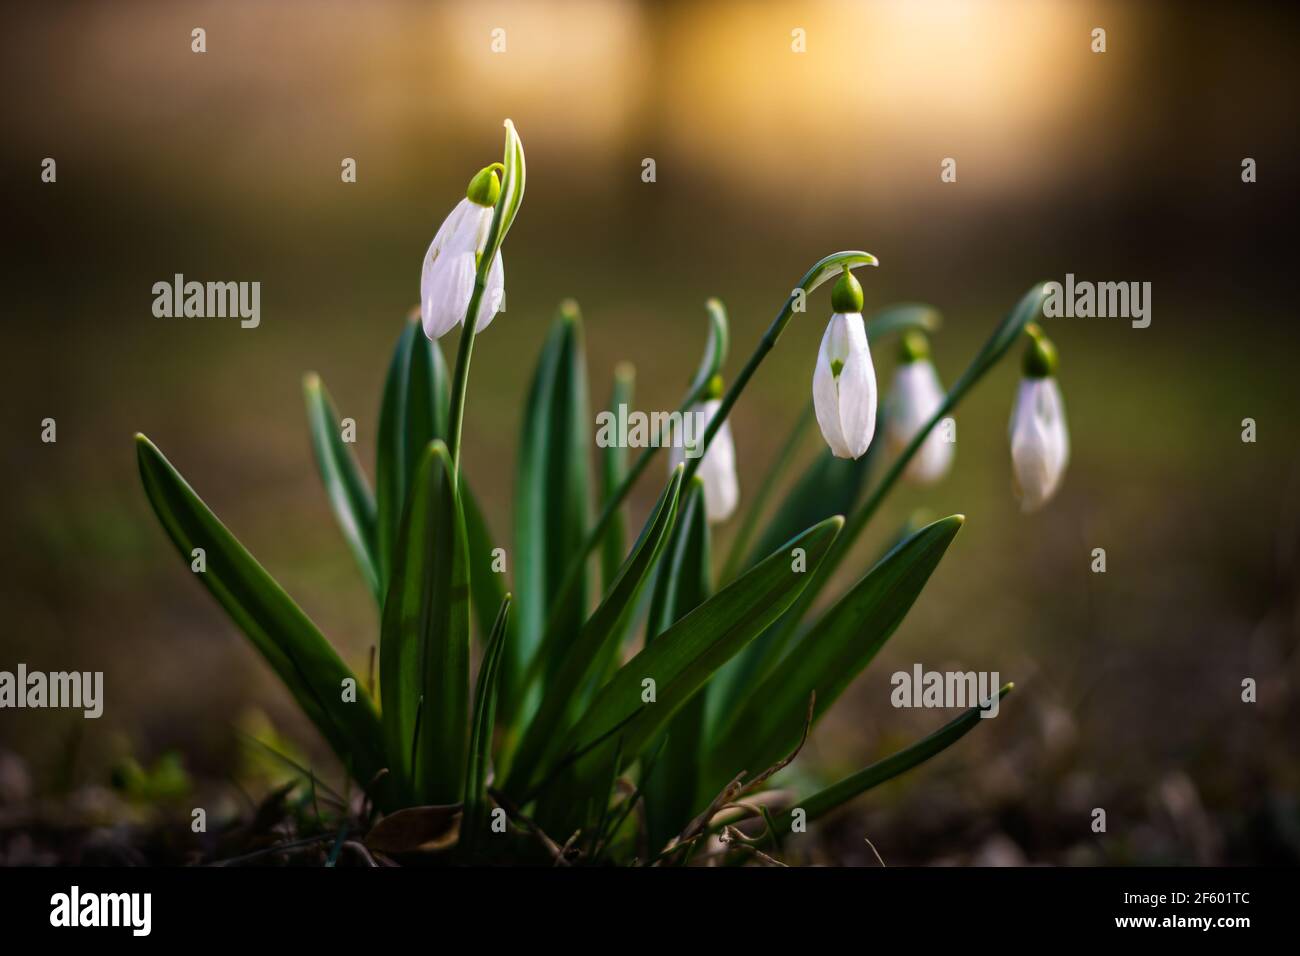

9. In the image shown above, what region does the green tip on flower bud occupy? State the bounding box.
[830,268,864,313]
[899,329,930,363]
[466,163,504,206]
[1022,324,1058,378]
[704,373,725,400]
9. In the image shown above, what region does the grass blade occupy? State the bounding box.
[302,374,380,601]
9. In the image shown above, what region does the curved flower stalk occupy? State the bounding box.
[813,268,877,460]
[885,330,953,484]
[420,164,506,340]
[766,283,1054,660]
[445,118,526,473]
[668,394,739,524]
[680,251,878,488]
[1009,324,1069,512]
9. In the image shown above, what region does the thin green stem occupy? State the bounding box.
[512,252,876,710]
[517,379,709,678]
[772,284,1048,642]
[677,251,875,485]
[718,401,813,584]
[446,277,489,482]
[447,121,524,481]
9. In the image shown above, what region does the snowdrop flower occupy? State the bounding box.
[420,164,506,340]
[885,331,953,485]
[813,269,877,459]
[1008,326,1069,512]
[668,395,739,523]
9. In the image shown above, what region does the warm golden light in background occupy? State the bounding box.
[6,0,1135,210]
[441,0,651,152]
[659,0,1115,197]
[2,0,1297,869]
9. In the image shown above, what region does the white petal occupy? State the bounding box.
[813,321,851,458]
[421,248,476,340]
[420,199,479,339]
[473,249,505,332]
[833,313,877,460]
[667,401,739,523]
[887,360,952,484]
[434,198,474,251]
[697,401,739,523]
[909,425,954,484]
[1039,377,1070,477]
[1010,378,1068,511]
[456,199,493,254]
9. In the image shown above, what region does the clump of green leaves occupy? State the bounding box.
[135,122,1045,865]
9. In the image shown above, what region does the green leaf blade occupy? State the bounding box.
[642,479,713,852]
[774,684,1013,834]
[710,514,965,786]
[503,466,684,799]
[379,440,469,804]
[462,594,512,856]
[685,298,729,400]
[599,363,635,592]
[864,302,943,344]
[134,435,387,801]
[376,319,450,595]
[511,303,591,706]
[461,479,509,647]
[557,515,844,793]
[302,374,380,600]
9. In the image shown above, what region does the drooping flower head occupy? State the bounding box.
[1008,324,1069,512]
[885,330,953,485]
[420,163,506,340]
[813,268,877,459]
[668,379,739,524]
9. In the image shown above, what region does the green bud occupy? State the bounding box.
[830,268,864,313]
[1022,323,1058,378]
[898,329,930,363]
[704,373,725,400]
[466,163,504,206]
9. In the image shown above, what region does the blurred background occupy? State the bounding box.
[2,0,1298,864]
